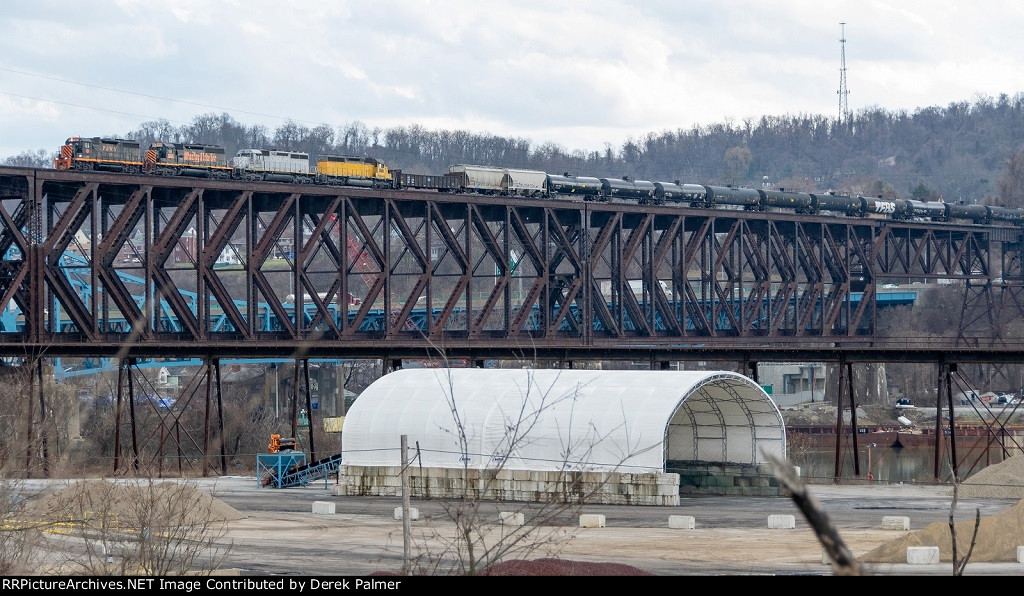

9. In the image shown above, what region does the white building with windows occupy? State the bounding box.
[757,363,828,407]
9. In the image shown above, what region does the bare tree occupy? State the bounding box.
[2,149,53,168]
[0,479,42,574]
[723,145,753,185]
[948,472,981,576]
[996,150,1024,208]
[43,477,233,575]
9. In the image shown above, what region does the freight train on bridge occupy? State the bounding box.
[54,136,1024,227]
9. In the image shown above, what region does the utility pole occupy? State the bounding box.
[838,22,850,126]
[401,434,411,575]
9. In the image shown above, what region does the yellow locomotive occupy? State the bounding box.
[315,155,393,187]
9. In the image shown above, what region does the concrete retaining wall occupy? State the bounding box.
[333,465,680,506]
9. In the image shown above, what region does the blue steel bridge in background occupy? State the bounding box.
[0,251,920,366]
[0,254,919,336]
[2,252,918,378]
[0,250,918,377]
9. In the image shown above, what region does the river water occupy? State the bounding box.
[790,442,1020,484]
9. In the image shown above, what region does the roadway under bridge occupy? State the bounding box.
[1,166,1023,482]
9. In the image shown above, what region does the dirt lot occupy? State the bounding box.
[57,476,1024,576]
[16,469,1024,577]
[204,478,1024,576]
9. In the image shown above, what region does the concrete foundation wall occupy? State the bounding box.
[667,460,783,496]
[334,465,681,506]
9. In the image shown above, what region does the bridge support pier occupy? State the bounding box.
[108,359,230,477]
[112,357,141,475]
[303,359,316,463]
[203,358,212,478]
[832,359,861,479]
[128,358,140,474]
[201,358,229,478]
[291,360,300,444]
[286,358,319,462]
[23,358,34,478]
[742,360,759,384]
[936,362,959,480]
[113,361,122,473]
[23,357,49,478]
[216,361,227,476]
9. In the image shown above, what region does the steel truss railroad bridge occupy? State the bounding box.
[1,166,1023,481]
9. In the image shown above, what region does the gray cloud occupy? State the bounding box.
[2,0,1024,158]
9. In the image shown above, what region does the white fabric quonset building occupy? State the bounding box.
[335,368,787,504]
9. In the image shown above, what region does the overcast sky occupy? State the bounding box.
[2,0,1023,160]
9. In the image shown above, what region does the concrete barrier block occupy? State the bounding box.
[767,514,796,529]
[579,514,606,528]
[907,546,940,565]
[882,516,910,530]
[499,511,525,526]
[393,507,419,521]
[668,515,695,529]
[1018,546,1024,564]
[329,484,345,496]
[312,501,335,515]
[658,484,679,497]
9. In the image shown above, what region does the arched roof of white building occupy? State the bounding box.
[341,368,786,474]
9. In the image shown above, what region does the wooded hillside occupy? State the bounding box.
[6,92,1024,206]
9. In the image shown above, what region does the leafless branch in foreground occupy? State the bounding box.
[948,473,981,576]
[763,452,861,576]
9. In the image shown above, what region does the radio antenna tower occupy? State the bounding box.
[838,22,850,126]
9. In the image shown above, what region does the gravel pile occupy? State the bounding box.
[24,478,244,525]
[859,454,1024,563]
[957,453,1024,500]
